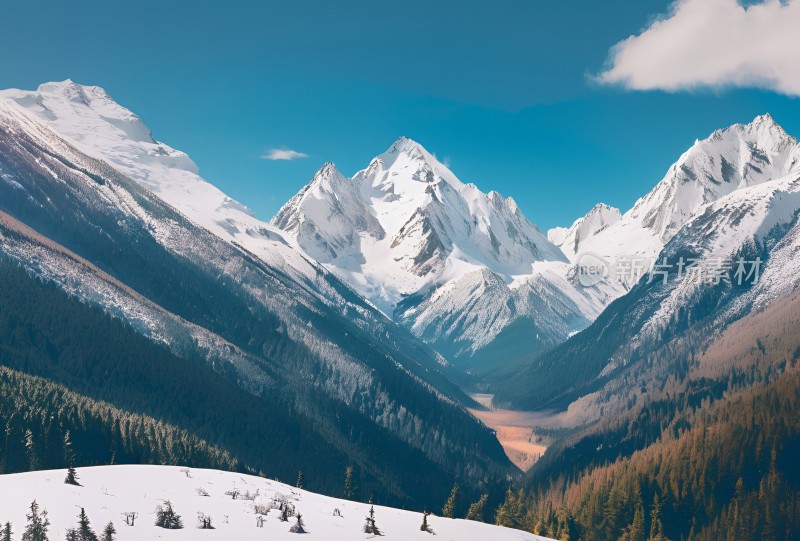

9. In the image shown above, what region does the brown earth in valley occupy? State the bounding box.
[468,394,552,472]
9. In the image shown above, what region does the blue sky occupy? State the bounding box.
[2,0,799,229]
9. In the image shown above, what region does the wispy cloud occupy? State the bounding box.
[596,0,800,96]
[261,148,309,161]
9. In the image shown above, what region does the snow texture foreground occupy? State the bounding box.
[0,466,547,540]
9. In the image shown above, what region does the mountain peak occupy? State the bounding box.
[706,112,795,148]
[389,135,424,154]
[315,161,343,179]
[34,80,112,106]
[549,202,621,258]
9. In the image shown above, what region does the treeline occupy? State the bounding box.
[495,366,800,540]
[0,365,238,474]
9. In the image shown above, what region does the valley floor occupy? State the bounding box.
[468,394,553,472]
[0,466,548,541]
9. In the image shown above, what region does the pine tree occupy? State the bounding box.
[101,522,115,541]
[648,494,665,541]
[154,501,183,530]
[63,431,75,468]
[343,465,356,500]
[67,508,98,541]
[24,430,38,471]
[420,511,434,534]
[22,500,49,541]
[289,514,306,534]
[464,493,488,522]
[495,489,522,528]
[628,501,646,541]
[441,482,460,518]
[64,467,81,486]
[296,470,303,489]
[363,498,382,536]
[1,522,12,541]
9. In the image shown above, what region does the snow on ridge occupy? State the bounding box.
[552,114,800,265]
[0,466,547,541]
[271,136,584,357]
[0,81,320,287]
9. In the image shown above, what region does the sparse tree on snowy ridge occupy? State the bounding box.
[197,513,214,529]
[1,522,12,541]
[22,500,49,541]
[420,511,434,534]
[154,501,183,529]
[64,466,81,486]
[100,522,115,541]
[363,498,382,536]
[289,513,306,533]
[65,508,98,541]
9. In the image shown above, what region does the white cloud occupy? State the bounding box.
[261,148,309,161]
[597,0,800,96]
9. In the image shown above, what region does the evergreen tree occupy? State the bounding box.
[464,493,488,522]
[648,494,665,541]
[64,467,81,486]
[289,514,306,534]
[100,522,115,541]
[24,429,38,471]
[154,501,183,529]
[420,511,434,534]
[343,466,355,500]
[67,508,98,541]
[363,498,382,536]
[441,482,460,518]
[296,470,303,489]
[22,500,49,541]
[63,431,75,468]
[1,522,12,541]
[495,489,524,528]
[628,501,646,541]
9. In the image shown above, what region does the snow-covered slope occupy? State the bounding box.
[0,466,547,541]
[556,114,800,265]
[273,138,605,362]
[539,113,800,322]
[0,80,315,284]
[498,154,800,413]
[547,203,621,257]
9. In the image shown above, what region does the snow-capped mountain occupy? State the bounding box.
[555,114,800,265]
[0,466,547,541]
[496,115,800,414]
[0,80,314,284]
[273,138,602,363]
[0,83,511,505]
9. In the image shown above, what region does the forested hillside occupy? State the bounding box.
[0,256,468,507]
[0,365,238,474]
[494,290,800,540]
